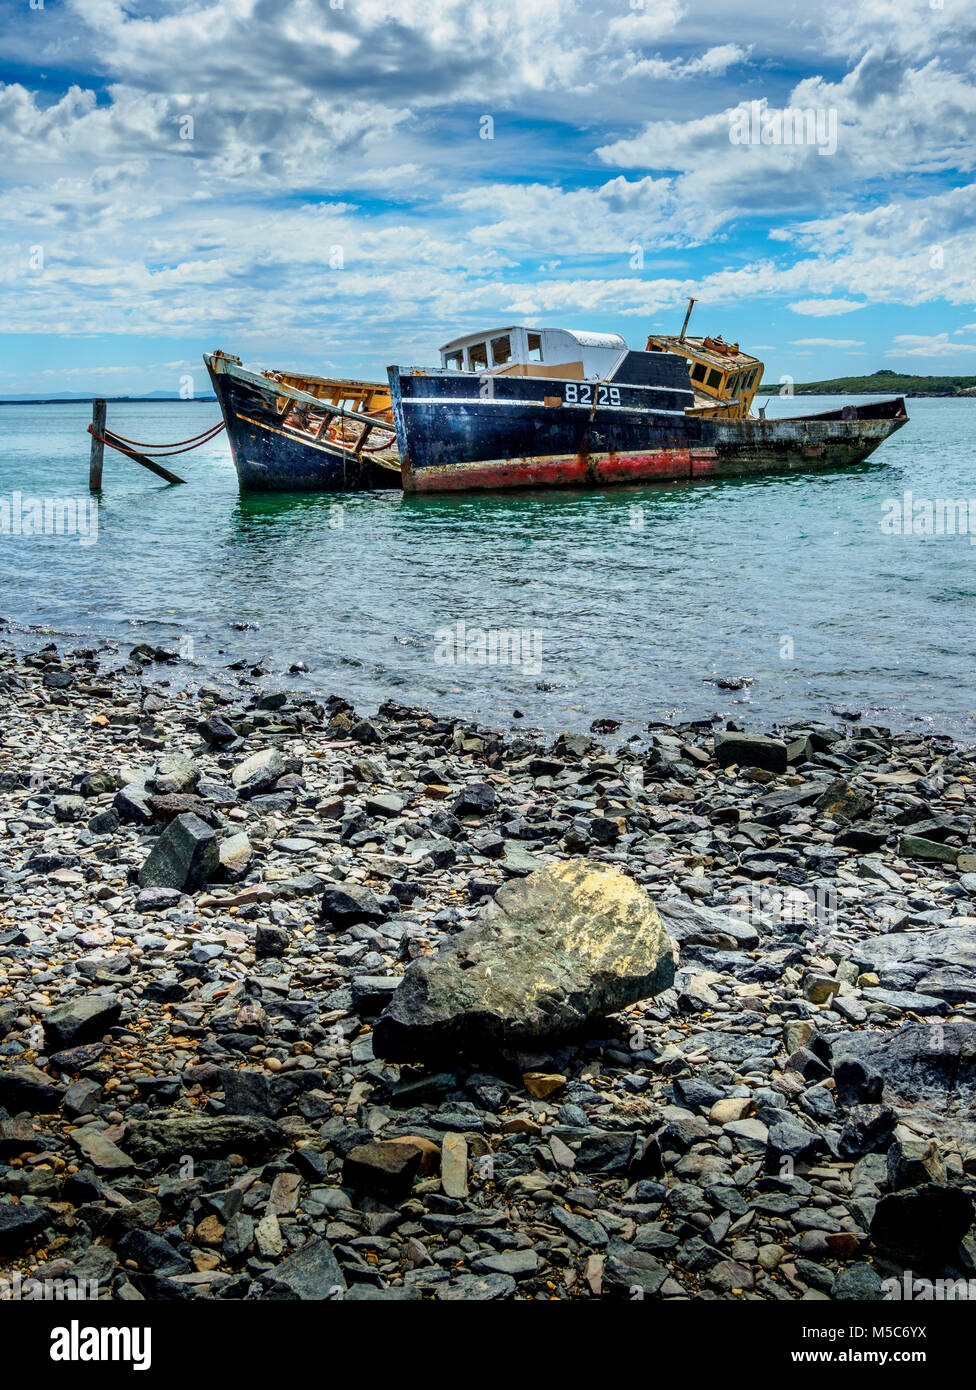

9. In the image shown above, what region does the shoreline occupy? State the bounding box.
[1,639,975,1301]
[0,617,970,749]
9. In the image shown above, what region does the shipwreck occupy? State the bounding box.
[206,303,908,494]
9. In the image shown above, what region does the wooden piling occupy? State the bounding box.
[89,398,106,491]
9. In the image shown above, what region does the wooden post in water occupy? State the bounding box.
[89,398,106,491]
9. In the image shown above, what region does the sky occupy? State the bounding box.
[0,0,974,395]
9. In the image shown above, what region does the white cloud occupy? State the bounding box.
[450,176,680,254]
[603,3,684,52]
[820,0,976,62]
[788,299,865,316]
[888,334,976,357]
[596,52,976,239]
[790,338,865,347]
[621,42,750,82]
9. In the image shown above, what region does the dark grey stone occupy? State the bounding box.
[138,812,219,892]
[42,994,121,1052]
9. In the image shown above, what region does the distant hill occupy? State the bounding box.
[0,392,216,403]
[758,369,976,397]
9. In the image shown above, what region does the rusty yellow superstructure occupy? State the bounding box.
[645,331,763,419]
[644,298,763,419]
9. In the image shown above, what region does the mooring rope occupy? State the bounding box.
[93,421,225,456]
[89,412,395,468]
[87,428,179,468]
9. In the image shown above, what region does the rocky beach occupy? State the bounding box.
[1,636,975,1303]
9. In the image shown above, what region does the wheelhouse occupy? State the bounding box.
[439,326,628,381]
[645,332,764,419]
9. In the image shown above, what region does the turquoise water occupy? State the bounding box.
[0,395,974,738]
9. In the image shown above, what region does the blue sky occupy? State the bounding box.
[0,0,974,394]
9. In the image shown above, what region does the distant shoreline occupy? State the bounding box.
[759,389,976,398]
[758,369,976,398]
[4,390,971,404]
[0,396,218,405]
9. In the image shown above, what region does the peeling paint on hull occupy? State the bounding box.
[405,448,720,492]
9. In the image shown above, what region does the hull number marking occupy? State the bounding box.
[564,383,621,406]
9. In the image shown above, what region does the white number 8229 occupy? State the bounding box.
[564,383,621,406]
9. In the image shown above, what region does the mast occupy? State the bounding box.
[678,297,696,342]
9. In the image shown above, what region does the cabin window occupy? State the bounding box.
[491,334,512,366]
[690,362,706,383]
[468,341,489,371]
[527,332,543,362]
[706,368,723,391]
[729,372,741,396]
[444,350,463,371]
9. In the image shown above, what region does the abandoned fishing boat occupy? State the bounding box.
[204,350,400,492]
[387,302,909,493]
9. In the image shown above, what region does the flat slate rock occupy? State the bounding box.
[231,748,285,798]
[850,925,976,979]
[436,1272,516,1300]
[830,1020,976,1114]
[0,1064,66,1112]
[0,1199,49,1253]
[42,994,122,1051]
[138,812,219,892]
[124,1114,283,1163]
[345,1284,423,1300]
[657,898,759,949]
[69,1123,135,1172]
[860,986,946,1014]
[320,882,388,926]
[676,1030,780,1065]
[135,886,184,913]
[260,1238,346,1299]
[714,732,788,774]
[343,1141,422,1200]
[604,1240,669,1296]
[870,1184,974,1265]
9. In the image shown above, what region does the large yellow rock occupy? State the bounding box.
[373,859,675,1061]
